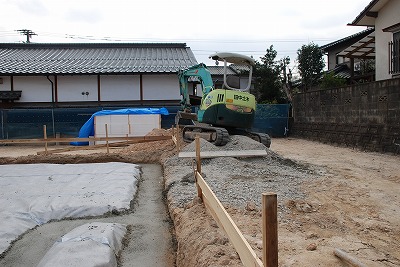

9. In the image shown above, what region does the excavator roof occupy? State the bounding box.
[209,52,255,66]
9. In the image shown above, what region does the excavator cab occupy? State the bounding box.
[209,52,255,92]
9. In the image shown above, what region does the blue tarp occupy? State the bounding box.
[70,108,169,146]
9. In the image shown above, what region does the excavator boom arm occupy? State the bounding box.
[178,63,214,111]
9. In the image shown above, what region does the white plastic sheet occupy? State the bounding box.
[37,222,127,267]
[0,163,140,254]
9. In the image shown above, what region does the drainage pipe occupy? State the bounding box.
[334,248,367,267]
[46,76,56,138]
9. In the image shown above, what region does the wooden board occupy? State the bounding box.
[196,172,263,267]
[0,135,171,144]
[179,149,268,158]
[36,136,172,155]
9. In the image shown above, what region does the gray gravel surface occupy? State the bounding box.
[163,135,324,216]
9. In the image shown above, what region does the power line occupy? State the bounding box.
[22,30,337,44]
[0,29,343,49]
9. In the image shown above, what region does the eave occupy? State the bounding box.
[348,0,390,26]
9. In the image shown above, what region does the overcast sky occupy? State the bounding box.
[1,0,371,70]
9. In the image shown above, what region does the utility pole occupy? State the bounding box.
[16,29,37,43]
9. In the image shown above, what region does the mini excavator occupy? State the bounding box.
[175,52,271,147]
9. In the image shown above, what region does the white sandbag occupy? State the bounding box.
[0,162,140,254]
[37,222,127,267]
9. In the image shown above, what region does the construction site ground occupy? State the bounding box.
[0,130,399,267]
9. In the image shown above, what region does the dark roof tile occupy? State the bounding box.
[0,43,197,75]
[320,28,374,51]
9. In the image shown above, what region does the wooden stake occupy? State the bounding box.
[43,125,48,154]
[196,172,263,267]
[55,132,60,146]
[105,124,109,154]
[195,135,202,199]
[176,124,180,152]
[262,192,278,267]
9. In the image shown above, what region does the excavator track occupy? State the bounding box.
[225,127,271,148]
[182,125,230,146]
[245,132,271,148]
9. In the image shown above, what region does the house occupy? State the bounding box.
[321,28,375,71]
[0,43,198,108]
[321,0,400,82]
[320,28,375,79]
[292,0,400,153]
[348,0,400,81]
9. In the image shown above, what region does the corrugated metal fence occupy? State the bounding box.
[0,104,290,139]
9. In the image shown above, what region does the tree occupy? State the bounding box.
[280,56,293,102]
[253,45,286,104]
[320,72,346,89]
[297,43,325,91]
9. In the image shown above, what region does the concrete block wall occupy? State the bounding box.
[292,78,400,154]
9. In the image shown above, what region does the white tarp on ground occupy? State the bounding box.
[0,162,140,255]
[37,222,127,267]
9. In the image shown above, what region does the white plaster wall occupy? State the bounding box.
[375,0,400,80]
[0,76,12,91]
[194,84,203,97]
[239,77,252,91]
[57,76,98,102]
[142,74,180,100]
[100,75,140,101]
[2,74,181,103]
[13,76,52,102]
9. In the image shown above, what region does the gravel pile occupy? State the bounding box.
[162,135,322,216]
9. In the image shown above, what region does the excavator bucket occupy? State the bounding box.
[175,111,198,126]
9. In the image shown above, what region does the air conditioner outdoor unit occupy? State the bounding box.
[354,62,361,71]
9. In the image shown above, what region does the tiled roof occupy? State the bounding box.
[229,64,251,73]
[0,43,198,75]
[206,65,238,75]
[206,64,251,76]
[320,28,374,51]
[327,64,352,79]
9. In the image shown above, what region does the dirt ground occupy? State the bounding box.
[0,133,399,266]
[260,139,399,266]
[164,137,400,267]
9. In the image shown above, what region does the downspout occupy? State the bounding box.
[46,76,56,138]
[46,75,55,104]
[1,109,4,139]
[140,74,144,105]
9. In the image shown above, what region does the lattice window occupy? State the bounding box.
[389,31,400,75]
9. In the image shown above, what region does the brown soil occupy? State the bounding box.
[269,139,400,266]
[0,128,176,165]
[0,132,399,266]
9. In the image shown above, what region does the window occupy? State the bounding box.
[389,31,400,75]
[336,55,346,65]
